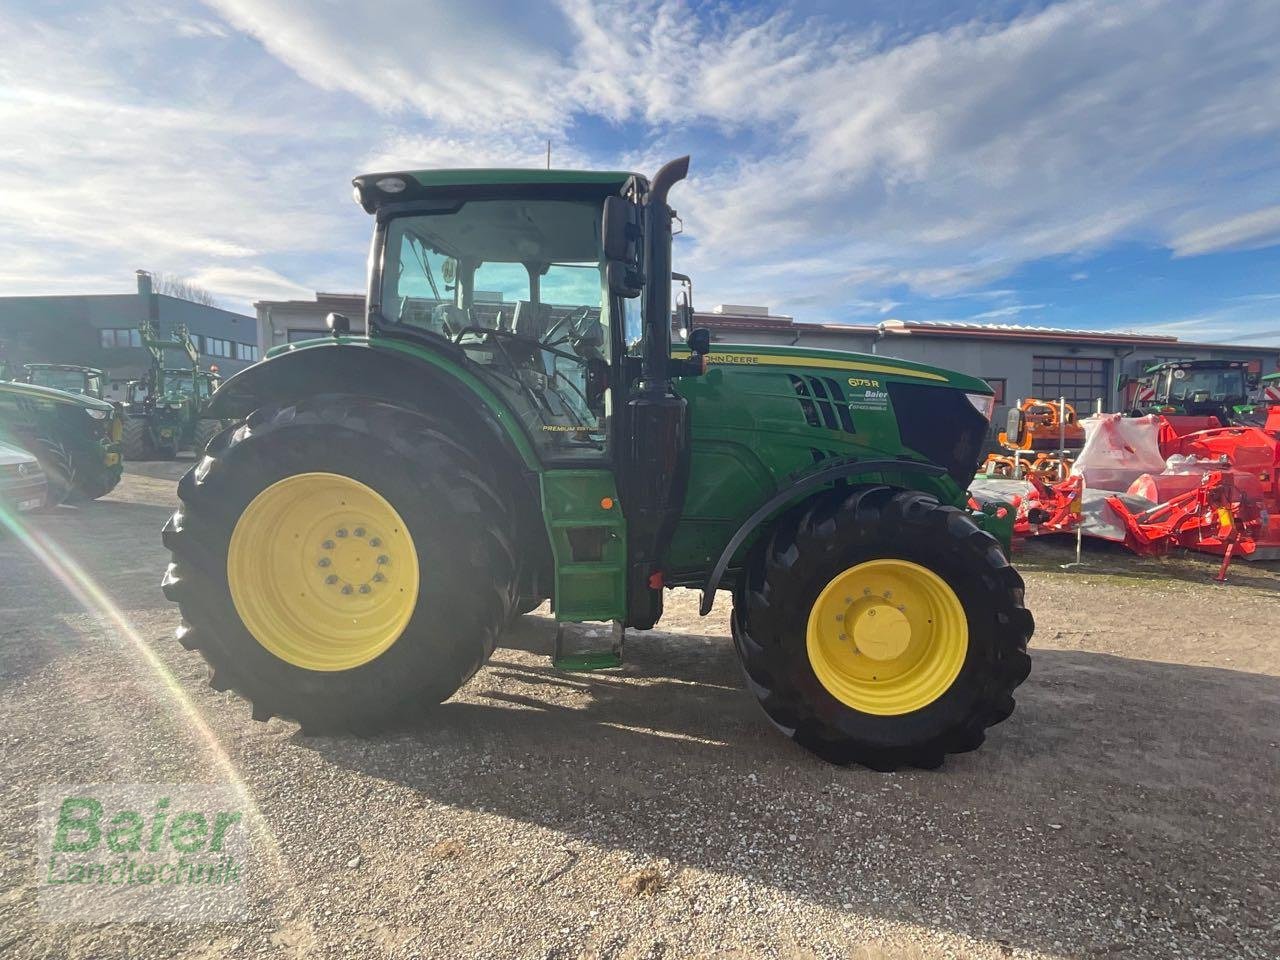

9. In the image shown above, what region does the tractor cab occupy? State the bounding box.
[1127,360,1250,424]
[372,184,615,458]
[21,363,106,400]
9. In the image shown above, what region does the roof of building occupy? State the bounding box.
[878,319,1177,343]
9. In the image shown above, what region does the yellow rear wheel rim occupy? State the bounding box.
[806,559,967,715]
[227,472,420,672]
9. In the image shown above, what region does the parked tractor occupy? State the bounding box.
[20,363,108,400]
[0,378,123,503]
[122,321,224,459]
[1123,360,1254,425]
[160,159,1033,770]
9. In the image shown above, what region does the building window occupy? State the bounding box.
[100,328,142,348]
[287,328,320,342]
[983,378,1007,404]
[1032,356,1110,410]
[199,336,233,358]
[236,342,259,362]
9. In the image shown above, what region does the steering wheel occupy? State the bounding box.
[542,306,593,349]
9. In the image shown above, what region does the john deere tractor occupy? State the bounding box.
[160,159,1032,769]
[122,320,224,459]
[0,378,123,503]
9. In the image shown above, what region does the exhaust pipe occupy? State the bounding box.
[639,156,690,394]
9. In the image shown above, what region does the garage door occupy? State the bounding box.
[1032,356,1110,411]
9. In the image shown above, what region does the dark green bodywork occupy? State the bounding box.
[257,335,992,623]
[0,379,123,496]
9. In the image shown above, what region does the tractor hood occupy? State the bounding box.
[0,379,115,414]
[673,341,996,487]
[689,342,993,394]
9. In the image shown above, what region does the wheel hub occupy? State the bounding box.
[226,472,419,672]
[805,559,968,716]
[850,600,911,661]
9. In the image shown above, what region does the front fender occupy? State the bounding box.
[698,458,949,615]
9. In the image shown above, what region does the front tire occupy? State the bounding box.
[733,486,1033,770]
[122,419,150,460]
[191,420,221,456]
[31,437,74,507]
[161,396,518,733]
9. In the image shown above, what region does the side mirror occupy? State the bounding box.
[606,261,642,299]
[687,327,711,355]
[603,196,643,299]
[326,312,351,337]
[602,196,636,262]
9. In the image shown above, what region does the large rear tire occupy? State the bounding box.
[733,486,1032,770]
[161,396,518,733]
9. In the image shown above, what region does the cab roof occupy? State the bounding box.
[1142,359,1246,374]
[25,363,103,374]
[351,168,639,213]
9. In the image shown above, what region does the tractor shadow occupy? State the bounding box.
[303,612,1280,956]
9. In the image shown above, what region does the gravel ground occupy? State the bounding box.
[1,461,1277,959]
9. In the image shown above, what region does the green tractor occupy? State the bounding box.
[20,363,108,399]
[0,378,123,503]
[121,320,224,460]
[160,159,1032,769]
[1124,359,1254,425]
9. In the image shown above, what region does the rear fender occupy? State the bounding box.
[205,340,551,596]
[206,339,538,471]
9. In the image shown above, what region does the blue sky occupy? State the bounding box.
[2,0,1279,344]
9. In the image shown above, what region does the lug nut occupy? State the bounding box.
[336,528,348,538]
[325,575,338,585]
[372,572,385,583]
[341,585,353,595]
[318,557,331,568]
[322,540,334,550]
[359,584,371,594]
[376,555,389,565]
[353,527,366,538]
[369,537,381,547]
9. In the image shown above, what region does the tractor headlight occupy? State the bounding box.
[375,176,406,194]
[85,408,109,420]
[965,392,996,421]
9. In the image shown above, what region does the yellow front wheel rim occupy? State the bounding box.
[227,472,420,672]
[806,559,967,715]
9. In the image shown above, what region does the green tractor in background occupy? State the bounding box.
[0,377,123,504]
[1124,359,1255,425]
[160,159,1032,770]
[122,320,224,460]
[20,363,108,400]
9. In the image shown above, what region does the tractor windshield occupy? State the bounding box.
[30,368,99,396]
[1163,367,1247,402]
[379,199,609,458]
[162,373,196,400]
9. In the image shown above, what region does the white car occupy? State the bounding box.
[0,439,48,513]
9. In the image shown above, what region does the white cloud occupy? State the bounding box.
[5,0,1280,326]
[188,264,312,302]
[1171,205,1280,257]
